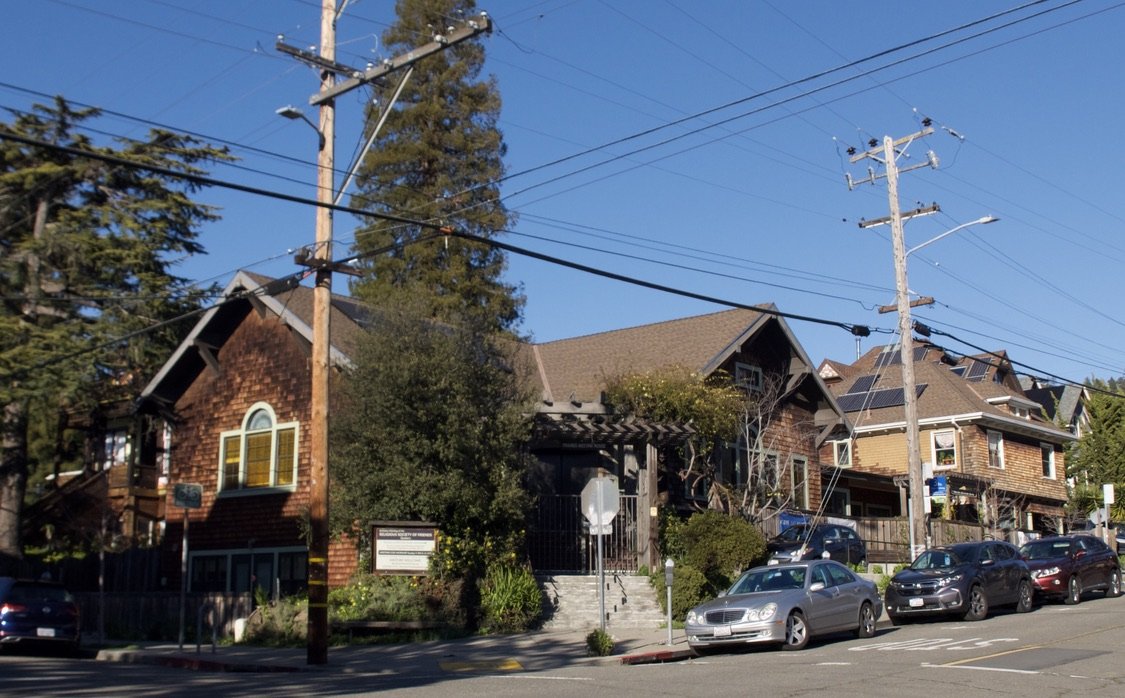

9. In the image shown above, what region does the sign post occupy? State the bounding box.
[173,483,203,651]
[581,476,619,633]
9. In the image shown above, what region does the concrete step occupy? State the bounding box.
[538,574,666,631]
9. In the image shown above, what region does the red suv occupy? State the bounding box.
[1020,535,1122,605]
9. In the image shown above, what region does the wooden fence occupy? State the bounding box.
[74,592,252,641]
[760,513,990,565]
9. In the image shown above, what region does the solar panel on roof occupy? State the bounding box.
[951,366,966,376]
[914,346,928,361]
[836,384,927,412]
[867,387,905,409]
[847,375,877,393]
[874,349,901,368]
[836,393,870,411]
[967,360,989,381]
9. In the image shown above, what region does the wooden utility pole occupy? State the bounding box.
[849,126,936,560]
[306,0,336,666]
[279,5,493,666]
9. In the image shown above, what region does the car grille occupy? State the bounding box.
[705,609,745,624]
[893,580,941,595]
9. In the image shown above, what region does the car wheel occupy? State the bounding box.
[962,584,989,621]
[1106,569,1122,598]
[1015,579,1033,613]
[1064,575,1081,605]
[855,602,877,638]
[781,610,809,651]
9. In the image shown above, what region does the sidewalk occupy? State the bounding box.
[93,625,693,674]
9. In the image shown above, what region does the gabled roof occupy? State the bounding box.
[139,270,367,409]
[826,342,1073,443]
[530,307,771,404]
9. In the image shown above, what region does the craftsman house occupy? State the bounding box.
[136,270,365,595]
[525,307,852,572]
[817,343,1073,536]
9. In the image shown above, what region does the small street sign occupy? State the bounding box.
[172,483,203,509]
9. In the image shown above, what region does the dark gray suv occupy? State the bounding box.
[885,541,1033,623]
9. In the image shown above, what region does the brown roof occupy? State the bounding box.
[240,270,368,360]
[531,307,770,403]
[827,343,1072,441]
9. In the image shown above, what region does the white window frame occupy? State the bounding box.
[832,439,852,468]
[218,402,299,495]
[789,456,809,510]
[1040,442,1056,479]
[102,427,131,471]
[987,430,1005,470]
[734,362,764,392]
[930,429,957,470]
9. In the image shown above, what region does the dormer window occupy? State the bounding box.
[734,362,763,392]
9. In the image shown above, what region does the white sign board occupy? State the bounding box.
[373,526,437,574]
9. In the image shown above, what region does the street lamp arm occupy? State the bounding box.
[906,216,998,257]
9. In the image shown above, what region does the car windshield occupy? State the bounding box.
[1021,540,1072,560]
[729,567,806,594]
[7,583,74,603]
[910,549,961,570]
[776,525,815,542]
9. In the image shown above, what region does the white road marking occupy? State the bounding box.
[924,663,1038,675]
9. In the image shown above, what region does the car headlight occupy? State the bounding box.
[746,603,777,622]
[686,610,699,624]
[936,573,965,587]
[1032,566,1060,579]
[794,547,807,559]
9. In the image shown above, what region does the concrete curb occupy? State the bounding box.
[618,646,696,665]
[96,648,304,673]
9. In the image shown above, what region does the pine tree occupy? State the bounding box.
[0,98,229,571]
[349,0,522,333]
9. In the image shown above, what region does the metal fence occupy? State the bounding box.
[74,591,252,641]
[528,494,639,573]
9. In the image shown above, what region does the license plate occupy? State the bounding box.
[713,625,732,637]
[767,559,779,566]
[908,597,924,608]
[36,627,56,638]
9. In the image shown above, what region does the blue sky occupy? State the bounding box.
[4,0,1124,385]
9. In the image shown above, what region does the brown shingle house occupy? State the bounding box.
[818,343,1073,535]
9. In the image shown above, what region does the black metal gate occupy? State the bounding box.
[528,494,638,573]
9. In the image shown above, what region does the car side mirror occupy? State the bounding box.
[809,582,826,592]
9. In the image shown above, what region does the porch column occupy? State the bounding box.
[635,443,659,571]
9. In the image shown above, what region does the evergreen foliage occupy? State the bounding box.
[1068,379,1125,520]
[0,98,229,569]
[349,0,522,333]
[329,298,534,580]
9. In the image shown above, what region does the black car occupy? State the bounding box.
[0,578,81,652]
[1021,534,1122,605]
[885,541,1033,623]
[767,524,867,565]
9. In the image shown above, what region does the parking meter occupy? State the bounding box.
[664,559,674,645]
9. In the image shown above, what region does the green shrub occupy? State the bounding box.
[478,564,542,634]
[241,596,308,647]
[652,562,709,621]
[679,510,766,593]
[328,574,464,629]
[659,509,688,562]
[586,628,615,656]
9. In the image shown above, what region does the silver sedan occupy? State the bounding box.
[684,559,882,652]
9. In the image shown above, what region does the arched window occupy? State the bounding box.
[219,403,298,492]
